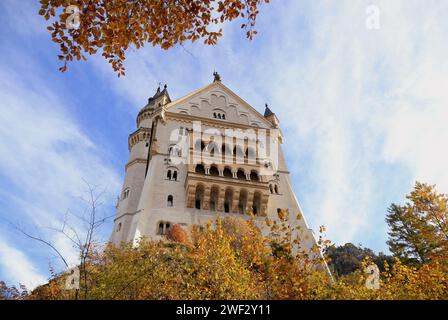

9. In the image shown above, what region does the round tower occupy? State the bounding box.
[110,85,171,244]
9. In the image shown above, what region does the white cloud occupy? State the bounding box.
[0,238,47,289]
[0,54,121,277]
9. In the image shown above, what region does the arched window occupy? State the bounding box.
[236,169,246,180]
[172,171,178,181]
[269,184,274,194]
[167,195,173,207]
[212,110,226,120]
[222,143,232,156]
[122,188,130,200]
[246,147,256,161]
[158,222,164,235]
[195,164,205,174]
[194,140,205,152]
[157,221,171,235]
[168,145,182,157]
[210,186,219,211]
[167,170,172,180]
[238,190,247,214]
[209,166,219,176]
[250,170,259,181]
[224,188,233,213]
[274,185,279,194]
[195,185,204,209]
[223,167,233,178]
[252,192,261,215]
[116,222,122,232]
[233,145,244,160]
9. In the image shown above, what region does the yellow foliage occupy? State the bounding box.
[17,212,448,300]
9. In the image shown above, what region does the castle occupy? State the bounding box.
[110,73,317,253]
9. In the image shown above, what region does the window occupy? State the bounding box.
[223,167,233,178]
[116,222,122,232]
[168,145,182,157]
[194,140,205,152]
[178,127,188,136]
[122,188,130,200]
[195,164,205,174]
[274,185,279,194]
[209,166,219,176]
[269,184,274,194]
[167,195,173,207]
[157,221,171,235]
[195,184,204,209]
[212,110,226,120]
[250,170,259,181]
[158,222,164,235]
[236,169,246,180]
[166,169,178,181]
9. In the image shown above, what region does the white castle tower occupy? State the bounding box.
[111,74,318,253]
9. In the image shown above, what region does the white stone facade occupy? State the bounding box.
[110,78,318,254]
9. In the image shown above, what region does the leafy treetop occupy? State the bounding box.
[39,0,270,75]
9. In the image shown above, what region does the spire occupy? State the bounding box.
[138,84,171,116]
[264,103,274,117]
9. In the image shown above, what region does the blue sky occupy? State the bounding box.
[1,0,448,288]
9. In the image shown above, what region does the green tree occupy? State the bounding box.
[326,243,393,276]
[386,182,448,267]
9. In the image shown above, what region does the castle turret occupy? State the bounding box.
[111,86,170,243]
[264,103,280,128]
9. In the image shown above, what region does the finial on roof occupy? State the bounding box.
[213,71,221,82]
[264,103,274,117]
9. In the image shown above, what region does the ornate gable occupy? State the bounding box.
[166,81,272,128]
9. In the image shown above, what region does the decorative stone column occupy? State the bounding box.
[202,186,211,210]
[217,187,225,212]
[232,189,240,213]
[186,183,196,208]
[205,166,210,175]
[246,191,255,214]
[260,192,270,216]
[232,169,237,179]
